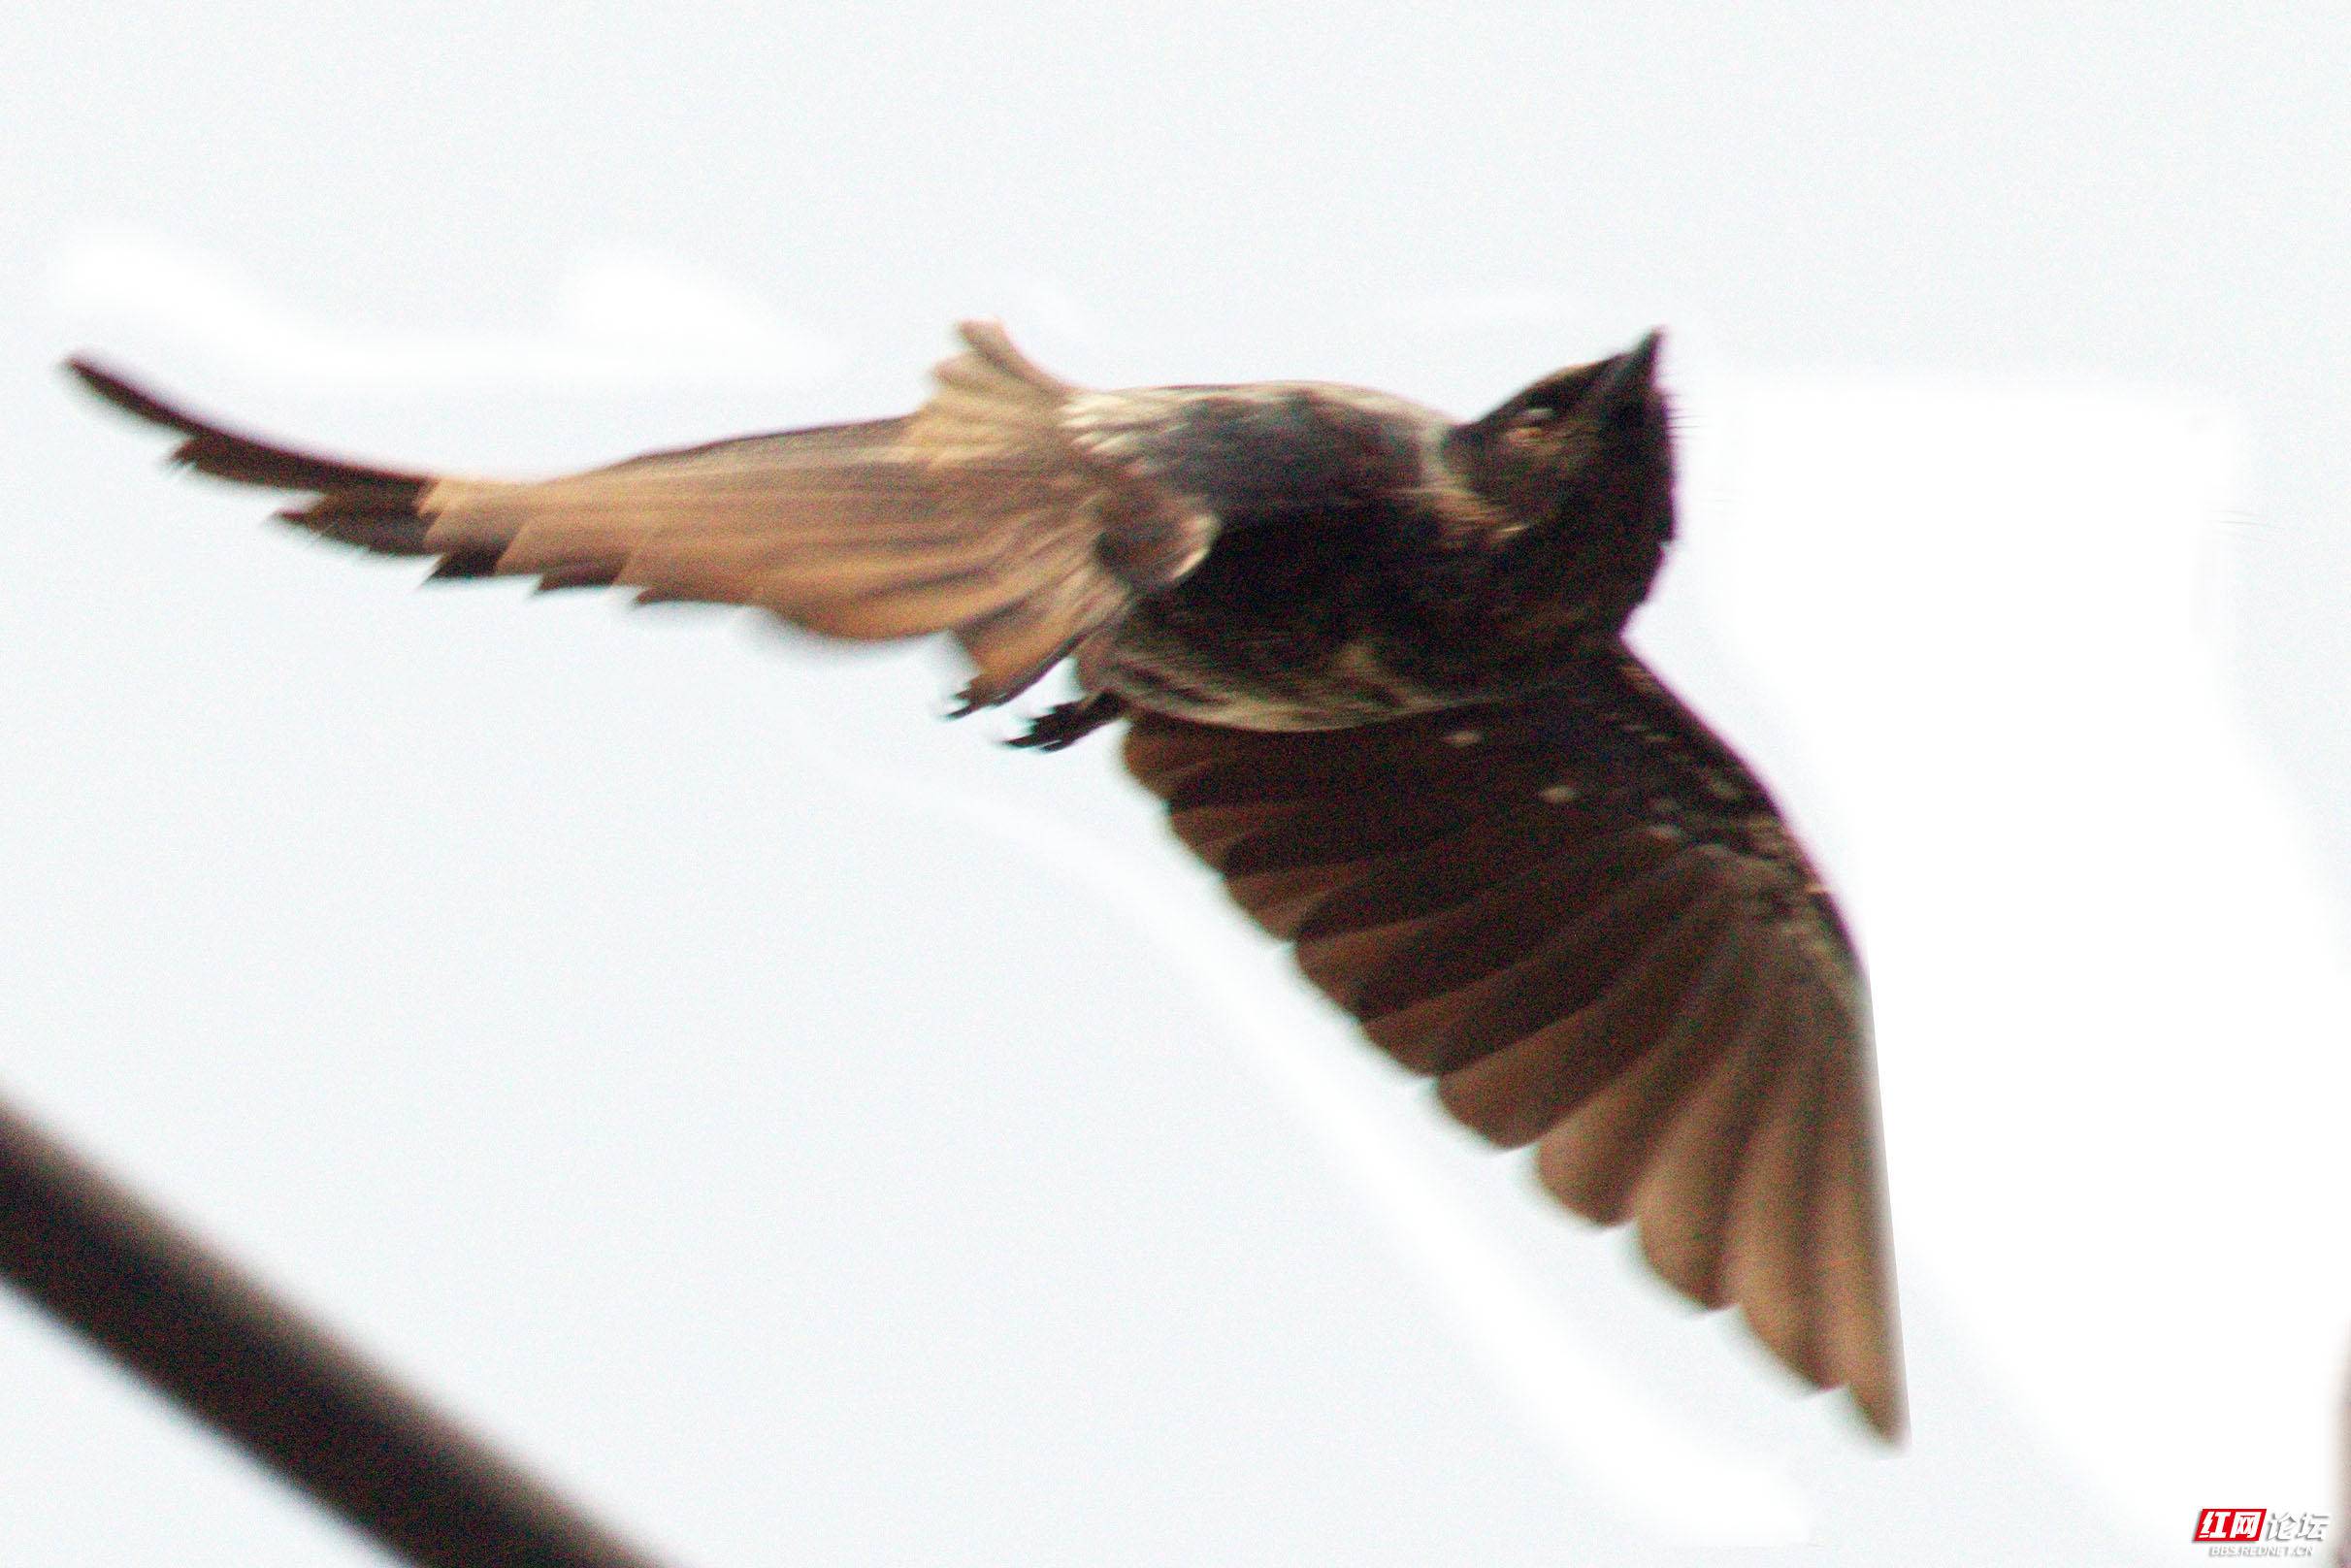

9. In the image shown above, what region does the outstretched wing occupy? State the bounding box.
[1123,643,1901,1437]
[69,323,1217,708]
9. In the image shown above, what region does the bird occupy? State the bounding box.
[67,322,1903,1439]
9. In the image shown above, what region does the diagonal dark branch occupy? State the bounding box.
[0,1094,678,1568]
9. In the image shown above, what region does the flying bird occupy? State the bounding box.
[69,324,1903,1438]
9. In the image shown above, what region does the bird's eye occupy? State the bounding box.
[1502,405,1554,444]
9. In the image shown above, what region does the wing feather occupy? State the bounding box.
[1631,945,1792,1310]
[67,323,1219,709]
[1533,919,1756,1223]
[1122,643,1903,1437]
[1435,871,1746,1147]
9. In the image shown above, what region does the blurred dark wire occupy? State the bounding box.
[0,1095,677,1568]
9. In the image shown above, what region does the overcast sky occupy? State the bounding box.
[6,6,2351,1564]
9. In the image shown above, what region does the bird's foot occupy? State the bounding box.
[1005,693,1127,751]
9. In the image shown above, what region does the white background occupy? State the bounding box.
[5,6,2350,1563]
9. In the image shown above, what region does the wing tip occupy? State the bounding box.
[1852,1382,1909,1448]
[66,356,434,497]
[951,317,1015,361]
[64,353,210,439]
[940,318,1071,398]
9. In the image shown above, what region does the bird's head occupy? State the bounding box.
[1445,329,1674,529]
[1440,331,1677,638]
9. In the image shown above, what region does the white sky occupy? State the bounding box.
[6,6,2351,1564]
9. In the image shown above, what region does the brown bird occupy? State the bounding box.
[68,323,1903,1438]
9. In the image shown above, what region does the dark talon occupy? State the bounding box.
[1006,692,1127,751]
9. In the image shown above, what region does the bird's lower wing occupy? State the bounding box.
[70,323,1216,709]
[1123,644,1903,1438]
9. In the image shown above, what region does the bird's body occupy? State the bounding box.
[1069,357,1672,735]
[1078,383,1482,731]
[70,323,1901,1439]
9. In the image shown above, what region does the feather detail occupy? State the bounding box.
[1121,646,1903,1438]
[67,326,1220,710]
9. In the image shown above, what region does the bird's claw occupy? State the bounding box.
[1005,693,1127,751]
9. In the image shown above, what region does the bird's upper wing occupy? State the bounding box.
[1123,642,1902,1437]
[69,323,1217,708]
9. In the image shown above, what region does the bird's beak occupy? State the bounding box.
[1576,329,1663,415]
